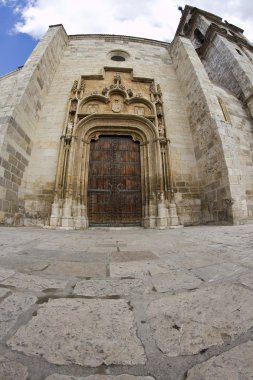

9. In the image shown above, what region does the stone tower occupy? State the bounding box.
[0,5,252,228]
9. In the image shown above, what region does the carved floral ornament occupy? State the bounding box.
[64,72,169,148]
[68,72,163,116]
[78,73,155,117]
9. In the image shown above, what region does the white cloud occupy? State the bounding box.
[3,0,253,42]
[12,0,180,41]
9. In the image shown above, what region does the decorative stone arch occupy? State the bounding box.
[50,72,179,229]
[82,115,158,226]
[51,113,165,228]
[80,94,110,106]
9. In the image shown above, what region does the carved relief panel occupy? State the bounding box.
[50,68,178,229]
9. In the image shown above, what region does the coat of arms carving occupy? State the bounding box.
[112,98,123,113]
[87,104,99,113]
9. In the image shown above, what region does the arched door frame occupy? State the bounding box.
[50,113,167,228]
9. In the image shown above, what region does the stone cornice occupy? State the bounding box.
[190,7,222,24]
[68,34,170,48]
[80,68,154,84]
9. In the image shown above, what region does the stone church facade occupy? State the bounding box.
[0,5,253,228]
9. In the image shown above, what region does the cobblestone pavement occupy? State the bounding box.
[0,225,253,380]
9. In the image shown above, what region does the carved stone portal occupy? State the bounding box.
[50,69,179,229]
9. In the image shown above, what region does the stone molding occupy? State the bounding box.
[68,34,170,48]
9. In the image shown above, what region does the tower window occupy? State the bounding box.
[236,49,243,56]
[194,28,205,44]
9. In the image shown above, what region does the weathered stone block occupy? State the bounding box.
[74,278,148,297]
[0,355,28,380]
[0,293,37,340]
[146,284,253,356]
[7,298,146,366]
[186,341,253,380]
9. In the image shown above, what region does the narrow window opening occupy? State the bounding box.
[236,49,243,56]
[111,55,125,62]
[194,28,205,44]
[218,97,231,123]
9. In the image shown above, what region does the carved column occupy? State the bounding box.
[50,79,81,228]
[150,82,179,228]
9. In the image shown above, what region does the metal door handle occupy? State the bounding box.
[116,183,123,192]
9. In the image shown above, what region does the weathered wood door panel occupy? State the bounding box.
[88,135,141,226]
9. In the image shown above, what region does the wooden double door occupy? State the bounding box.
[88,135,142,226]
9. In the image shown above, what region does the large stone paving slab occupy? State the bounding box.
[45,261,107,278]
[237,271,253,289]
[0,232,42,256]
[0,288,10,300]
[17,248,66,259]
[18,248,109,264]
[0,256,49,274]
[74,278,148,297]
[110,260,174,278]
[146,284,253,356]
[45,375,155,380]
[228,246,253,267]
[186,340,253,380]
[1,273,68,292]
[0,293,37,340]
[151,270,202,292]
[110,251,158,262]
[191,262,246,282]
[61,251,110,263]
[7,298,146,367]
[0,354,28,380]
[0,267,15,281]
[164,252,229,270]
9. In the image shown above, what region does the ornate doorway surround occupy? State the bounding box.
[50,70,179,228]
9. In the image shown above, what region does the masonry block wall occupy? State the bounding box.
[0,26,67,224]
[171,37,236,223]
[173,5,253,224]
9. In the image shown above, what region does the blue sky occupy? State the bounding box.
[1,0,253,77]
[0,3,37,76]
